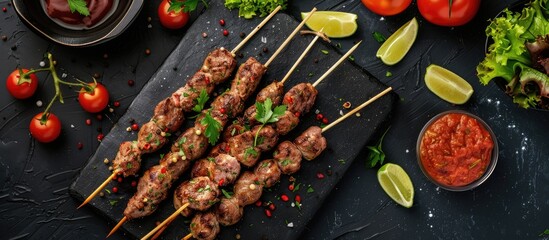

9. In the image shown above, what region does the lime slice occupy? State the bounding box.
[425,64,474,104]
[376,18,418,65]
[301,11,358,38]
[377,163,414,208]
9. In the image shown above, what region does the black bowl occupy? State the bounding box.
[12,0,144,47]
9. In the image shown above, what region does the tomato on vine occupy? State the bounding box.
[361,0,412,16]
[158,0,191,29]
[29,112,62,143]
[78,82,109,113]
[6,69,38,99]
[417,0,480,26]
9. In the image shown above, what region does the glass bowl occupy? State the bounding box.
[12,0,144,47]
[416,110,499,191]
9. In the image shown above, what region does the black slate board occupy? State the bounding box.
[70,1,397,239]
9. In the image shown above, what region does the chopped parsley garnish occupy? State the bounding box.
[372,31,387,43]
[222,189,233,199]
[192,89,209,113]
[67,0,90,16]
[254,98,286,146]
[201,111,222,145]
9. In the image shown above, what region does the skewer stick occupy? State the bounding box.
[141,203,190,240]
[107,216,127,238]
[322,87,393,133]
[77,171,118,209]
[312,41,362,87]
[231,6,282,55]
[264,8,318,68]
[280,30,322,85]
[182,233,192,240]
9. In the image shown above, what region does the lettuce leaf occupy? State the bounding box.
[477,0,549,109]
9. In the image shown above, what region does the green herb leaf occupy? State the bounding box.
[366,127,390,168]
[372,31,386,43]
[201,111,222,145]
[168,0,208,13]
[67,0,90,16]
[192,89,209,113]
[253,98,287,146]
[321,50,329,55]
[222,189,233,199]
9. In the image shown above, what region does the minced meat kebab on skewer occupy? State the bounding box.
[184,87,393,240]
[142,41,363,240]
[106,8,320,237]
[78,6,283,209]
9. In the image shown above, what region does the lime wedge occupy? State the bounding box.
[377,163,414,208]
[376,18,418,65]
[301,11,358,38]
[425,64,474,104]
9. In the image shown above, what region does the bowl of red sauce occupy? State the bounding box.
[416,110,498,191]
[12,0,143,47]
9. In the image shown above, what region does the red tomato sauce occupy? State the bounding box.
[419,113,494,187]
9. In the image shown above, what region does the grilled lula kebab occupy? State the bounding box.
[142,41,362,240]
[78,6,283,209]
[185,87,393,240]
[106,8,319,237]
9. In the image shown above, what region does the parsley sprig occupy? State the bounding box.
[254,98,286,146]
[366,127,390,168]
[168,0,208,13]
[201,110,222,145]
[67,0,90,16]
[192,89,209,113]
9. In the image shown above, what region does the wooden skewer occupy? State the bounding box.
[107,216,127,238]
[141,203,190,240]
[141,29,322,240]
[312,41,362,87]
[182,233,192,240]
[79,6,282,211]
[322,87,393,133]
[231,5,282,55]
[280,30,321,84]
[77,171,117,209]
[264,7,318,68]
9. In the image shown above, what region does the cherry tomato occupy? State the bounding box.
[6,69,38,99]
[158,0,190,30]
[78,83,109,113]
[29,112,62,143]
[417,0,480,26]
[361,0,412,16]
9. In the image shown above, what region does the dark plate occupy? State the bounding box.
[70,1,397,239]
[12,0,143,47]
[484,0,549,111]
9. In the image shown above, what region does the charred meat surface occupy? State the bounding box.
[274,110,299,135]
[230,57,267,101]
[227,131,261,167]
[251,125,279,152]
[256,81,284,105]
[202,48,237,84]
[254,159,281,188]
[171,127,209,161]
[191,154,241,187]
[137,122,168,153]
[174,176,220,212]
[282,83,318,115]
[190,212,220,240]
[294,126,327,160]
[151,97,185,133]
[124,165,175,219]
[273,141,302,175]
[234,171,263,206]
[112,141,142,177]
[215,197,243,226]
